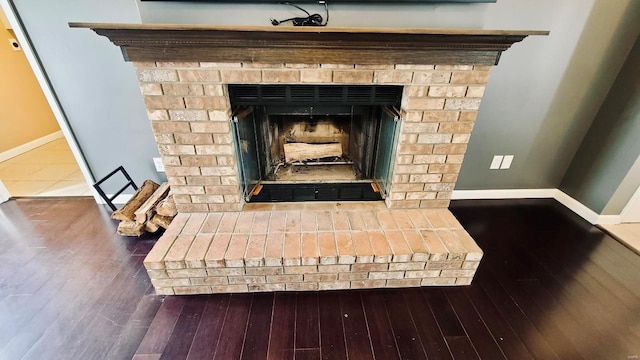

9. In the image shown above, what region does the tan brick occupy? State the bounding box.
[404,86,429,97]
[317,265,351,273]
[137,69,178,82]
[420,200,450,208]
[228,275,266,285]
[286,282,319,291]
[336,272,367,282]
[207,267,245,276]
[405,270,442,278]
[169,110,209,121]
[421,278,456,285]
[267,274,303,283]
[190,277,229,286]
[168,177,187,186]
[402,122,439,133]
[165,167,201,178]
[450,71,490,84]
[435,65,473,71]
[131,61,156,68]
[422,111,460,122]
[333,70,373,83]
[284,265,317,274]
[412,155,446,164]
[178,69,220,82]
[374,71,413,83]
[213,134,233,144]
[151,121,190,133]
[191,194,224,204]
[144,96,185,109]
[405,98,445,110]
[351,263,389,272]
[428,86,467,98]
[171,186,206,195]
[224,234,248,267]
[151,278,191,288]
[452,134,471,144]
[439,122,474,134]
[249,284,286,292]
[426,261,463,270]
[211,285,249,293]
[140,83,163,95]
[351,280,386,289]
[166,269,208,278]
[386,279,422,287]
[147,269,168,279]
[433,144,467,155]
[174,286,212,295]
[369,271,404,280]
[204,84,225,96]
[458,111,478,122]
[186,176,219,186]
[462,261,480,270]
[446,155,465,164]
[262,70,301,83]
[220,70,262,83]
[245,233,266,267]
[174,133,214,145]
[455,277,474,285]
[196,145,235,155]
[412,71,451,84]
[300,69,333,83]
[154,288,175,296]
[388,262,426,271]
[190,122,230,134]
[428,164,461,174]
[163,84,204,96]
[417,134,452,144]
[445,99,482,110]
[176,204,209,212]
[185,97,228,110]
[319,281,350,290]
[466,86,485,97]
[304,273,338,282]
[301,233,319,265]
[147,109,170,121]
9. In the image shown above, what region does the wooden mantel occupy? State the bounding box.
[69,23,548,65]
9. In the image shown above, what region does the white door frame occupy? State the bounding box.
[0,0,100,203]
[620,184,640,223]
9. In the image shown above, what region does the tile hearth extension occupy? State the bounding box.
[143,202,483,295]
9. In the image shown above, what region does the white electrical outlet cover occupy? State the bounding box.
[490,155,503,170]
[153,157,165,172]
[501,155,514,169]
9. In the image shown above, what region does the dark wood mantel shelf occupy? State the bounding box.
[69,23,548,65]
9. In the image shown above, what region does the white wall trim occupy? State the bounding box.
[451,188,557,200]
[620,184,640,223]
[0,131,63,163]
[452,188,622,225]
[0,180,9,203]
[0,0,99,203]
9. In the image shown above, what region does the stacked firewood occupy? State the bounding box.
[111,180,177,236]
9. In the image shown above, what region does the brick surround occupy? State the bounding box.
[73,23,547,295]
[134,61,491,294]
[134,62,490,212]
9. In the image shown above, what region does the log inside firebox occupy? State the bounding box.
[283,142,342,163]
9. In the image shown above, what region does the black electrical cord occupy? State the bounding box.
[270,1,329,27]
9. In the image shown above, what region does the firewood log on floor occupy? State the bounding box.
[112,181,176,236]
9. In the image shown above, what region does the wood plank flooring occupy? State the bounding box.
[0,198,639,359]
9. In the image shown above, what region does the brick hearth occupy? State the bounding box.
[143,202,482,295]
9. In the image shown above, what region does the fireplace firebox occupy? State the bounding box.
[229,85,403,202]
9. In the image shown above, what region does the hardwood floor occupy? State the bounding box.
[0,198,638,359]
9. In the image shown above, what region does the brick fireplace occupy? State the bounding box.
[73,23,545,294]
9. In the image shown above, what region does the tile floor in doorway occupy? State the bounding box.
[0,138,91,197]
[600,222,640,255]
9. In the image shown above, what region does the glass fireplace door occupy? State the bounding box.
[231,106,261,201]
[372,106,400,198]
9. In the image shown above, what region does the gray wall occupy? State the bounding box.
[138,0,640,193]
[11,0,640,207]
[12,0,165,191]
[561,34,640,214]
